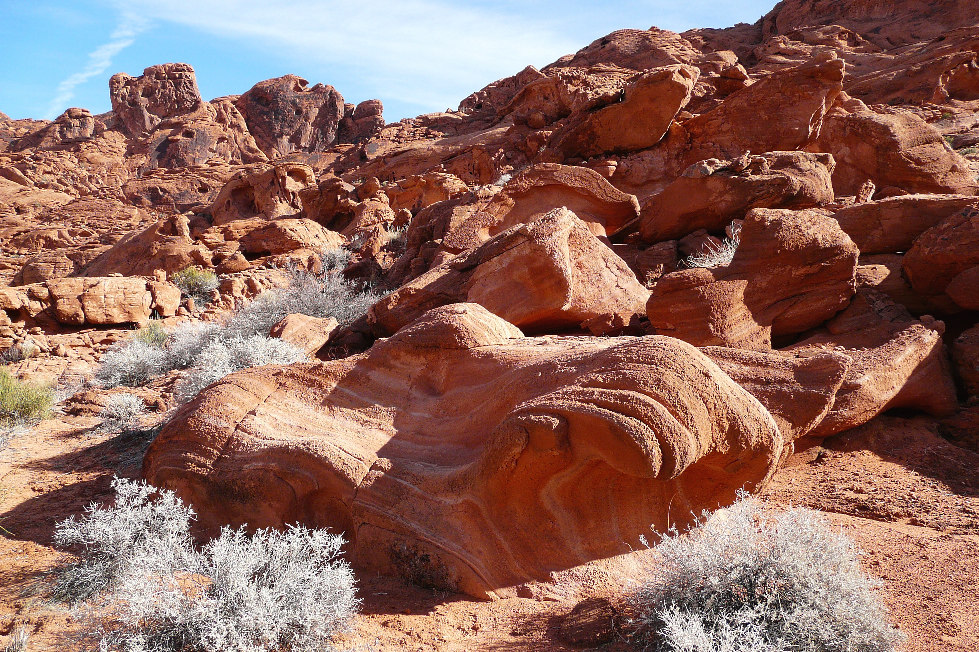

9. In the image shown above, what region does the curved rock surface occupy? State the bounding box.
[143,303,783,598]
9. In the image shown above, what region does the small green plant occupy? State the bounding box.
[959,146,979,156]
[133,321,168,348]
[0,368,54,427]
[170,266,219,305]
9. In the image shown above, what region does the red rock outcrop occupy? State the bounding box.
[788,290,958,437]
[207,163,315,225]
[646,208,858,349]
[549,65,698,159]
[640,151,835,242]
[0,277,180,326]
[143,303,783,598]
[903,205,979,310]
[81,215,212,277]
[370,208,649,337]
[832,194,978,255]
[109,63,207,138]
[953,325,979,397]
[269,313,338,355]
[237,218,344,257]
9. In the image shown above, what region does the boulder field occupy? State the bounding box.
[3,0,979,629]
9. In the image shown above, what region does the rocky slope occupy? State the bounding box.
[2,0,979,648]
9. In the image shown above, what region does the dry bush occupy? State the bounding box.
[627,493,903,652]
[94,339,168,388]
[0,367,54,427]
[683,223,741,269]
[98,393,147,433]
[53,477,359,652]
[171,266,220,305]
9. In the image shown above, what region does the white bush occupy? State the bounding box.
[627,493,903,652]
[53,477,196,604]
[175,336,306,402]
[683,223,741,269]
[163,322,222,370]
[53,478,359,652]
[98,393,146,433]
[94,340,168,388]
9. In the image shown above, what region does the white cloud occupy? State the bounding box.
[45,12,149,119]
[107,0,582,115]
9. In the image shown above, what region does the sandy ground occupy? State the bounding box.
[1,394,976,650]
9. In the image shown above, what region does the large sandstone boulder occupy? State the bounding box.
[46,277,180,325]
[81,215,212,277]
[208,163,315,225]
[235,76,345,158]
[646,208,858,349]
[143,303,783,598]
[238,218,344,257]
[788,290,958,437]
[809,98,978,196]
[370,208,649,337]
[549,65,698,159]
[640,151,835,242]
[109,63,207,138]
[682,53,844,164]
[832,194,978,255]
[903,205,979,310]
[448,164,640,246]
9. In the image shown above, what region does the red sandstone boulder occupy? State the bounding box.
[903,205,979,310]
[646,208,858,349]
[81,215,212,277]
[832,194,978,255]
[640,151,835,242]
[809,98,978,196]
[384,172,469,214]
[109,63,207,138]
[370,208,649,337]
[855,254,944,314]
[788,290,958,438]
[269,313,339,356]
[12,252,75,285]
[238,219,344,257]
[234,76,345,158]
[547,28,702,71]
[549,65,698,159]
[953,325,979,397]
[46,277,180,325]
[208,163,315,225]
[448,163,640,246]
[142,303,783,598]
[683,53,844,164]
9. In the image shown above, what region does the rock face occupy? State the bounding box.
[143,303,783,599]
[550,65,698,159]
[640,151,835,242]
[646,208,858,349]
[370,208,649,336]
[46,277,180,325]
[903,205,979,309]
[831,195,978,255]
[235,76,346,158]
[208,163,315,225]
[269,313,338,355]
[953,325,979,397]
[109,63,206,138]
[453,163,640,243]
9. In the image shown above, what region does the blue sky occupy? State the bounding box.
[1,1,775,124]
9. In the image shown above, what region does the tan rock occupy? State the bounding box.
[238,218,344,256]
[143,303,783,598]
[370,207,649,336]
[45,277,180,325]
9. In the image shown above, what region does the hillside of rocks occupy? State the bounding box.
[2,0,979,649]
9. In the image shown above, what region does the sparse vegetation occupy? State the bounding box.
[53,477,359,652]
[0,367,54,427]
[95,248,379,401]
[171,266,220,305]
[627,493,903,652]
[683,223,741,269]
[1,627,29,652]
[0,339,39,363]
[959,146,979,156]
[98,393,147,433]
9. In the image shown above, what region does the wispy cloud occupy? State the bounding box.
[45,12,148,119]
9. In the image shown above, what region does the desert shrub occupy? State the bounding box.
[224,254,382,339]
[0,367,54,426]
[54,478,359,652]
[0,339,39,363]
[95,339,167,388]
[99,393,146,433]
[162,322,222,370]
[133,320,169,348]
[683,223,741,269]
[627,493,903,652]
[175,335,306,403]
[1,628,29,652]
[171,266,220,305]
[52,477,196,604]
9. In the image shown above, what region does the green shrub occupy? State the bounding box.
[0,368,54,426]
[133,321,168,348]
[171,266,219,305]
[627,493,903,651]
